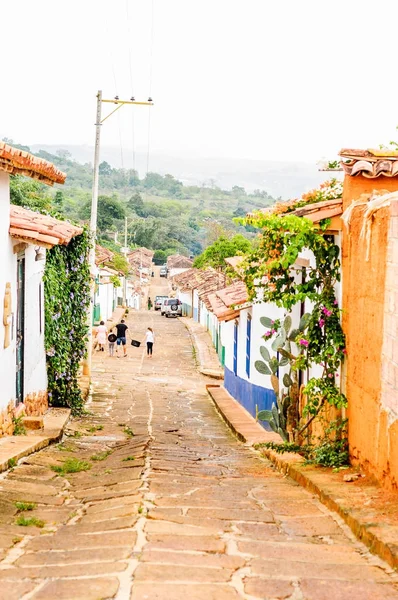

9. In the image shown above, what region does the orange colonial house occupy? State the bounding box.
[0,142,81,435]
[339,148,398,489]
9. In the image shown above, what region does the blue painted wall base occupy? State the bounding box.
[224,366,276,432]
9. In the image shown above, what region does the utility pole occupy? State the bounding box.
[123,216,128,306]
[83,90,102,377]
[83,91,153,378]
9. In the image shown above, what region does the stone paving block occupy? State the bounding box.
[0,561,128,579]
[299,579,398,600]
[145,520,224,536]
[61,515,138,533]
[244,577,295,599]
[146,534,226,553]
[250,558,391,581]
[140,550,245,569]
[187,507,275,522]
[16,547,132,566]
[278,515,346,537]
[130,583,240,600]
[25,530,137,551]
[0,580,38,600]
[134,563,233,582]
[84,494,142,512]
[32,577,120,599]
[238,540,366,564]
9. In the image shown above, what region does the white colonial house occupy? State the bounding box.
[0,142,81,435]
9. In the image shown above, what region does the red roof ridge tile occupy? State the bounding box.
[0,142,66,185]
[9,206,82,248]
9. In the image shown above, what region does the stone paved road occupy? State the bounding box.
[0,294,397,598]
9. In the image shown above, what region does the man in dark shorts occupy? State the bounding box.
[115,319,128,358]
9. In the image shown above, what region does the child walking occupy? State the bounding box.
[96,321,107,352]
[108,328,117,357]
[144,327,155,358]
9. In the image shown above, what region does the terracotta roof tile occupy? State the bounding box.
[127,247,154,269]
[172,268,226,309]
[216,280,248,308]
[207,280,249,322]
[9,206,82,248]
[0,142,66,185]
[167,254,194,269]
[96,244,114,265]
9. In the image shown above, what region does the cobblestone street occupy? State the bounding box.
[0,301,397,599]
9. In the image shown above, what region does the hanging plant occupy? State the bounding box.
[43,227,91,414]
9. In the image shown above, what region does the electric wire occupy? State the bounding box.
[146,0,155,174]
[125,0,136,172]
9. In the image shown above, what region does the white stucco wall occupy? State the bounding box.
[23,245,47,397]
[0,172,17,412]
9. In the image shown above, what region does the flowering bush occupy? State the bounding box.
[43,228,91,413]
[264,178,343,216]
[241,210,347,440]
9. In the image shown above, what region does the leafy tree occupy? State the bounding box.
[53,190,64,210]
[153,250,168,265]
[99,161,112,176]
[79,195,125,232]
[128,192,146,217]
[10,175,52,212]
[111,253,130,276]
[193,234,252,271]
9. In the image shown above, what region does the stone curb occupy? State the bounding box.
[0,408,70,474]
[180,318,224,380]
[207,384,398,571]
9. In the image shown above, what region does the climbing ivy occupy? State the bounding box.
[240,211,347,439]
[43,228,91,414]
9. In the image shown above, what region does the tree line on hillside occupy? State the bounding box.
[5,138,277,261]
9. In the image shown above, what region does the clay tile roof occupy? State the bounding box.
[167,254,194,269]
[0,142,66,186]
[172,268,201,291]
[339,148,398,179]
[9,205,82,248]
[127,247,154,269]
[216,280,248,308]
[96,244,114,265]
[208,280,249,322]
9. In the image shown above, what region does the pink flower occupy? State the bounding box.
[322,307,332,317]
[318,318,325,328]
[342,349,347,355]
[272,329,277,334]
[299,339,309,347]
[264,330,272,338]
[328,373,334,378]
[334,299,338,305]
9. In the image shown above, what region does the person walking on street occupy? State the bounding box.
[108,328,117,357]
[144,327,155,358]
[116,319,129,358]
[147,297,153,311]
[96,321,107,352]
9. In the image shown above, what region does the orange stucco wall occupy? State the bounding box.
[342,175,398,489]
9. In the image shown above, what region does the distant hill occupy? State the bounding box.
[30,144,333,199]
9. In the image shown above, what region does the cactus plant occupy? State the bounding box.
[255,313,310,441]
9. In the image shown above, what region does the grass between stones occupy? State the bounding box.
[15,501,37,512]
[124,426,134,437]
[122,456,136,462]
[51,458,92,476]
[15,516,45,528]
[87,425,104,433]
[91,450,112,461]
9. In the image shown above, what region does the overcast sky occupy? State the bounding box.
[2,0,398,165]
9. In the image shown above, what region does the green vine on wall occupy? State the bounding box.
[43,228,91,413]
[240,212,347,439]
